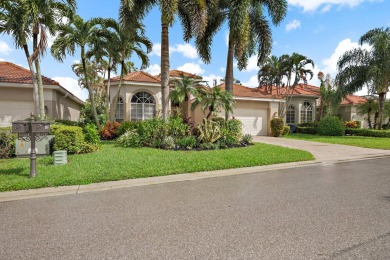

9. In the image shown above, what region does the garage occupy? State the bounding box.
[233,100,269,136]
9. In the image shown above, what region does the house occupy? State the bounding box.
[108,70,369,135]
[0,61,84,127]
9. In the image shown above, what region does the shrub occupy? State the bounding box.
[282,125,290,137]
[162,136,175,150]
[99,121,120,140]
[298,122,318,128]
[296,127,317,135]
[344,120,361,128]
[345,128,390,138]
[51,125,85,154]
[79,143,99,154]
[218,135,238,148]
[198,142,219,150]
[176,136,197,150]
[196,119,221,144]
[317,116,345,136]
[270,118,285,137]
[137,118,166,147]
[118,121,141,136]
[84,123,101,145]
[0,127,17,159]
[117,130,142,148]
[54,120,82,127]
[240,134,253,146]
[166,116,190,139]
[219,119,242,142]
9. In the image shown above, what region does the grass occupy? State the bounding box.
[0,142,314,192]
[286,133,390,150]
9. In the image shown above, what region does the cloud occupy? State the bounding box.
[288,0,379,12]
[202,74,224,87]
[0,41,12,55]
[242,55,259,72]
[220,67,225,73]
[225,31,230,46]
[52,76,88,101]
[286,19,301,32]
[176,63,205,75]
[243,75,259,88]
[144,64,161,76]
[171,43,198,59]
[150,43,161,57]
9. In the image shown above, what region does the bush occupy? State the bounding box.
[162,136,175,150]
[198,142,219,150]
[298,122,318,128]
[344,120,361,128]
[196,119,221,144]
[99,121,120,140]
[345,128,390,138]
[317,116,345,136]
[270,118,285,137]
[79,143,99,154]
[240,134,253,146]
[296,127,317,135]
[219,119,242,142]
[118,121,141,136]
[83,123,101,145]
[176,136,197,150]
[282,126,290,137]
[54,120,82,127]
[117,130,142,148]
[0,127,17,159]
[51,125,85,154]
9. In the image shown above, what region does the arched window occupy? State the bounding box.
[286,105,295,124]
[115,97,124,122]
[131,92,155,121]
[301,102,313,123]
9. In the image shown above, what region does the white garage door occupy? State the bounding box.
[235,109,268,136]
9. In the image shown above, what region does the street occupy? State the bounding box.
[1,158,390,259]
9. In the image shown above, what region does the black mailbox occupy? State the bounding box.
[12,120,30,133]
[31,121,50,133]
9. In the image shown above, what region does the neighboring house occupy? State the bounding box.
[108,69,370,135]
[0,61,84,127]
[339,95,368,126]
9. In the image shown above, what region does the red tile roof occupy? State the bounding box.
[341,95,367,105]
[110,71,160,83]
[156,70,203,80]
[0,61,59,85]
[219,83,284,99]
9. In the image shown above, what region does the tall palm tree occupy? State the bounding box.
[258,54,289,95]
[121,0,210,120]
[189,0,287,119]
[102,18,152,123]
[51,15,105,128]
[337,27,390,129]
[191,86,234,120]
[169,74,199,119]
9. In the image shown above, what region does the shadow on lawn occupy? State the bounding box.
[0,167,28,176]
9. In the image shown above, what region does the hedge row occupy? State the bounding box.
[296,127,317,135]
[345,128,390,138]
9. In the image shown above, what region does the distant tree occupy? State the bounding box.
[357,98,378,129]
[318,72,343,120]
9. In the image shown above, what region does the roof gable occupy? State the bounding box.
[341,95,367,105]
[156,70,203,80]
[110,71,160,83]
[219,83,283,99]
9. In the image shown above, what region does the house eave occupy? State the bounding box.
[109,81,161,87]
[234,96,285,103]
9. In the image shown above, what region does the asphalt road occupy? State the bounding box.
[1,158,390,259]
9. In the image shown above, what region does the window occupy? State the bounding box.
[286,105,295,124]
[131,92,155,121]
[301,102,313,123]
[115,97,124,122]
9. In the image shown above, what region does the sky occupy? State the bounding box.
[1,0,390,101]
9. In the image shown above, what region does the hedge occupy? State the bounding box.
[296,126,317,135]
[50,125,85,154]
[345,128,390,138]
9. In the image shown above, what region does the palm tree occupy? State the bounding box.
[51,15,105,128]
[102,17,152,123]
[258,54,289,95]
[318,72,343,119]
[120,0,210,120]
[191,86,234,120]
[337,27,390,129]
[169,74,199,119]
[190,0,287,119]
[357,98,378,129]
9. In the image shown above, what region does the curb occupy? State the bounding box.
[1,155,390,203]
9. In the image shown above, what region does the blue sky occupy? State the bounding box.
[1,0,389,101]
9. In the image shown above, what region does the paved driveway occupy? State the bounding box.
[253,136,390,162]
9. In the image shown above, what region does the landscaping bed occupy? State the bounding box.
[0,142,314,192]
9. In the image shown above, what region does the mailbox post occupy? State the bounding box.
[12,113,50,178]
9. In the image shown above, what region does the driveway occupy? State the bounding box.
[253,136,390,162]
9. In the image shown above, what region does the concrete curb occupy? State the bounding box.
[1,154,390,203]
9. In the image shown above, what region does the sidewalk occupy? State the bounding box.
[1,137,390,203]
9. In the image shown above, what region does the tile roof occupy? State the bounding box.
[156,70,203,80]
[341,95,367,105]
[0,61,59,85]
[219,83,284,99]
[110,71,160,83]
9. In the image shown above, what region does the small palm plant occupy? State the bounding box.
[169,75,199,119]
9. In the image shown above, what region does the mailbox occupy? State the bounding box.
[31,121,50,133]
[12,120,30,133]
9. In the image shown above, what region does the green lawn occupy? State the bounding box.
[287,133,390,149]
[0,142,314,192]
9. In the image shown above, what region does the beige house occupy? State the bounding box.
[0,61,84,126]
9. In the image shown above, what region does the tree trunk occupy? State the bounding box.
[32,27,45,120]
[81,47,100,128]
[110,60,125,123]
[224,33,234,120]
[377,92,386,130]
[106,59,112,122]
[161,22,170,120]
[367,109,372,129]
[23,45,39,116]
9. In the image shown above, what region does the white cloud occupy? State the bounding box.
[202,74,224,87]
[176,63,205,75]
[150,43,161,57]
[0,57,5,61]
[52,76,88,101]
[286,19,301,32]
[225,30,229,46]
[321,4,332,12]
[242,55,259,72]
[243,75,259,88]
[288,0,379,12]
[171,43,198,59]
[144,64,161,76]
[220,67,225,73]
[0,41,12,55]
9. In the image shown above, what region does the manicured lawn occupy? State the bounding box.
[0,142,314,192]
[287,133,390,150]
